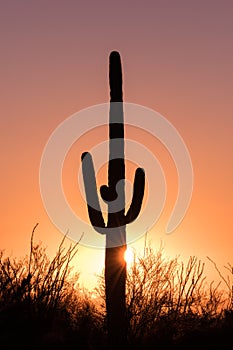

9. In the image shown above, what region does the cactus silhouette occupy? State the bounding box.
[81,51,145,348]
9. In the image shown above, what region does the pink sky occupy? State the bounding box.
[0,0,232,289]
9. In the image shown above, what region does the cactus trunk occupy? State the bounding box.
[81,51,145,349]
[105,52,127,348]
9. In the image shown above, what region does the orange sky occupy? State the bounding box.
[0,1,232,290]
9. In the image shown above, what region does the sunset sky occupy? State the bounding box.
[1,0,232,290]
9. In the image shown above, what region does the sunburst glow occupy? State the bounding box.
[124,247,135,265]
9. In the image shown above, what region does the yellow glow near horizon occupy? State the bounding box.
[124,247,135,265]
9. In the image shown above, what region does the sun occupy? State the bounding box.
[124,247,135,265]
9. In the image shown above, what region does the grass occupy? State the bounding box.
[0,226,232,349]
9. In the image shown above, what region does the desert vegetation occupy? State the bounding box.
[81,51,145,348]
[0,225,105,349]
[0,227,232,349]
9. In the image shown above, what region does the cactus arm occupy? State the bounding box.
[125,167,145,224]
[81,152,106,232]
[100,184,117,202]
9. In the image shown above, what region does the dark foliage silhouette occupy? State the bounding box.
[96,243,233,349]
[0,225,105,349]
[0,228,233,349]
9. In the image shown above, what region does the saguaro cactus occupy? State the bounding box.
[81,51,145,348]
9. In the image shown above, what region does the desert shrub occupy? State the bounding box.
[0,225,105,349]
[96,243,230,348]
[1,226,232,349]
